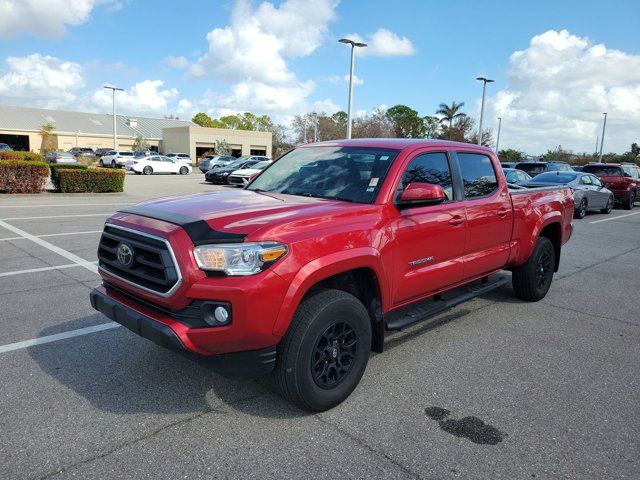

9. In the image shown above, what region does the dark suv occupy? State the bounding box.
[582,163,639,209]
[515,161,572,177]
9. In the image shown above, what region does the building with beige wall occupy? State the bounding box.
[0,105,272,162]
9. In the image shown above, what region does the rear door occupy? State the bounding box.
[586,174,609,208]
[455,151,512,279]
[391,150,466,305]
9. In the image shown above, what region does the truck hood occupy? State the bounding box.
[126,189,377,241]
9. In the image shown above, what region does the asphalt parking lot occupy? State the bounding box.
[0,173,639,479]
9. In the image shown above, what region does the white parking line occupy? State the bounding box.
[0,230,102,242]
[0,323,121,354]
[0,213,111,221]
[0,202,131,209]
[590,211,640,224]
[0,220,99,274]
[0,261,99,277]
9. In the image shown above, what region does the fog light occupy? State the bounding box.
[214,306,229,324]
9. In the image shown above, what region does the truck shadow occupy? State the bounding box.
[29,316,305,419]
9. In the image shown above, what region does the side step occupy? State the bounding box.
[385,275,509,331]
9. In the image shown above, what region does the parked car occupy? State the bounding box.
[199,154,236,173]
[91,138,574,411]
[125,156,192,175]
[525,171,614,218]
[582,163,639,209]
[100,150,135,168]
[572,165,583,172]
[134,151,160,158]
[503,168,532,185]
[44,151,77,164]
[95,148,111,158]
[500,162,517,169]
[0,143,12,152]
[227,160,273,186]
[515,161,572,177]
[165,153,193,165]
[69,147,95,158]
[205,159,262,184]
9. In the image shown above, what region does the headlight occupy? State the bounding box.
[193,242,287,276]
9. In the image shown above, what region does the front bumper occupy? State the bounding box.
[90,286,278,377]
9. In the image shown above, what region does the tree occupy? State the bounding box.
[215,139,232,156]
[39,123,56,153]
[132,135,150,152]
[436,101,466,139]
[422,116,441,138]
[498,148,525,163]
[353,107,395,138]
[272,124,294,158]
[386,105,424,138]
[192,112,214,127]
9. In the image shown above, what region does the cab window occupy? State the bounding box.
[400,152,454,201]
[457,153,499,198]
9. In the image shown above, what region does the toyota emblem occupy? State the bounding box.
[116,243,134,268]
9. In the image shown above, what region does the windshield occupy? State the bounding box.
[247,146,399,203]
[517,163,546,176]
[582,166,622,176]
[253,161,271,169]
[532,172,578,183]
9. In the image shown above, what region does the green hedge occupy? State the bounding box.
[0,160,50,193]
[57,168,125,193]
[50,164,88,190]
[0,151,44,162]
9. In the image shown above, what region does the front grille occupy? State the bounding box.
[228,175,243,185]
[98,224,181,296]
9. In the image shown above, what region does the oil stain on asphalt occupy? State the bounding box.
[425,407,506,445]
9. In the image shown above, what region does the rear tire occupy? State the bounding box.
[274,289,372,412]
[99,159,104,167]
[512,236,556,302]
[574,198,587,219]
[624,190,635,210]
[601,195,613,214]
[179,166,188,175]
[111,160,116,168]
[143,166,153,175]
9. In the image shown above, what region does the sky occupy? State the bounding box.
[0,0,638,154]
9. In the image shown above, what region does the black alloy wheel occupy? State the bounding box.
[312,322,358,389]
[601,196,613,214]
[575,199,587,219]
[535,251,552,291]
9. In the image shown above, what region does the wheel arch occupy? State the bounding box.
[538,221,562,272]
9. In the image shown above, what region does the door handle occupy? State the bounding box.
[497,208,508,217]
[449,215,464,226]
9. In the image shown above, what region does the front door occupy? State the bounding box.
[391,151,466,305]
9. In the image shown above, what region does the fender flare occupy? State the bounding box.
[272,247,389,337]
[520,211,562,264]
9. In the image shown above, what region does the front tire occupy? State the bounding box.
[512,236,556,302]
[99,159,104,167]
[179,166,188,175]
[274,289,372,412]
[575,198,587,219]
[601,195,613,214]
[624,190,635,210]
[143,166,153,175]
[110,160,116,168]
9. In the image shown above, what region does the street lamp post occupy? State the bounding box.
[103,85,124,149]
[476,76,494,145]
[339,38,367,139]
[598,113,607,162]
[495,117,502,153]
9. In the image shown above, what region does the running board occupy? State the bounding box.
[385,275,509,331]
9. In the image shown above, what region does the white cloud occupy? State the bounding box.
[164,56,189,69]
[312,98,341,114]
[487,30,640,154]
[188,0,338,116]
[0,54,84,108]
[326,74,363,86]
[0,0,116,38]
[344,28,416,57]
[89,80,179,115]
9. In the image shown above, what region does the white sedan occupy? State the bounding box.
[227,160,272,186]
[126,156,192,175]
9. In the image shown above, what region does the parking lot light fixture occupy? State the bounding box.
[599,113,607,162]
[476,77,494,146]
[104,85,124,149]
[339,38,367,139]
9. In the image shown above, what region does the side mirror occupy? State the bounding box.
[397,182,446,208]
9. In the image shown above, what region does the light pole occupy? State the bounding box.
[598,113,607,162]
[104,85,124,149]
[495,117,502,152]
[339,38,367,139]
[476,76,494,145]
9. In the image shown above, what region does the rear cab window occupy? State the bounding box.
[457,152,499,198]
[582,166,622,176]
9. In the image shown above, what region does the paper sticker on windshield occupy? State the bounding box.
[369,178,379,187]
[366,186,375,192]
[380,156,389,161]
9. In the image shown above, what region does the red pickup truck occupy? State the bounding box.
[90,139,574,411]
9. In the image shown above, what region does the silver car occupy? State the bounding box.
[45,151,77,164]
[199,154,236,173]
[525,171,614,219]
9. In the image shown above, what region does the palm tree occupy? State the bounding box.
[436,101,466,139]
